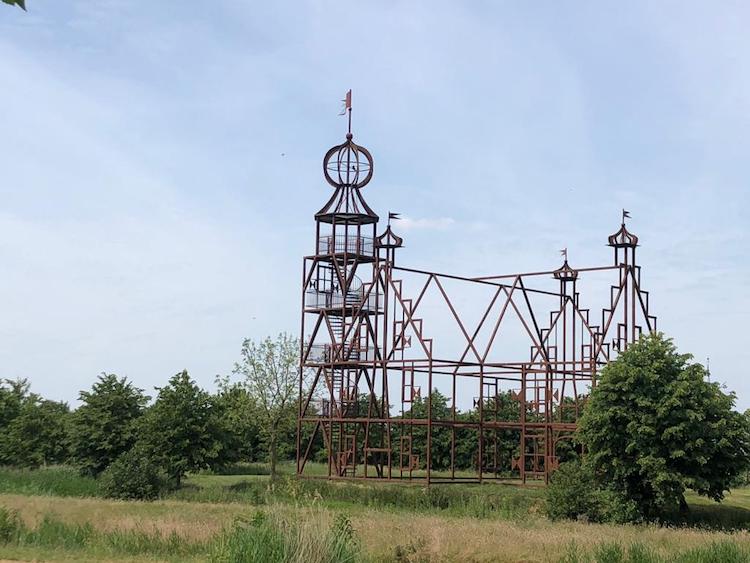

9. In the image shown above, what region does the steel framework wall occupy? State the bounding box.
[296,112,657,484]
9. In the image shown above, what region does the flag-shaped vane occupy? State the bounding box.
[622,209,631,223]
[560,247,567,261]
[339,89,352,116]
[388,212,401,226]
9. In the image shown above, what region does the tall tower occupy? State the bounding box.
[605,211,656,352]
[297,96,384,478]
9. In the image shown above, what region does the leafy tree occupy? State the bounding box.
[138,370,228,486]
[579,333,750,520]
[2,0,26,11]
[401,390,452,470]
[232,333,300,479]
[69,373,149,476]
[213,379,263,463]
[0,378,30,429]
[0,395,70,467]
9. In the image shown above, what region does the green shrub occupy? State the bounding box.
[99,447,167,501]
[546,461,599,521]
[546,461,641,524]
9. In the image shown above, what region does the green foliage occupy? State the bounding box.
[0,382,70,468]
[99,446,168,500]
[69,373,148,477]
[232,333,301,479]
[0,507,22,544]
[171,473,542,519]
[546,460,599,521]
[546,461,640,524]
[0,506,207,558]
[211,380,263,464]
[2,0,26,11]
[137,370,229,486]
[558,540,749,563]
[0,466,99,497]
[578,333,750,521]
[0,378,29,428]
[209,510,360,563]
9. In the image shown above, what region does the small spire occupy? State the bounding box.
[553,248,578,281]
[608,210,638,248]
[376,224,404,249]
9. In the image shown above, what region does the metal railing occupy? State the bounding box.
[305,288,382,312]
[317,235,374,257]
[305,343,379,363]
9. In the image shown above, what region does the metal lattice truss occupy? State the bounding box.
[296,116,657,484]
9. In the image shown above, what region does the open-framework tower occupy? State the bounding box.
[297,103,658,484]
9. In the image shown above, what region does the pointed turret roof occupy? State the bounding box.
[607,223,639,248]
[553,260,578,281]
[376,225,403,249]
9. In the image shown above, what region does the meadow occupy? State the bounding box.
[2,463,750,562]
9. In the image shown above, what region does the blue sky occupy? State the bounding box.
[1,1,748,407]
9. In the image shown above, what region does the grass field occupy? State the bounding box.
[1,463,750,562]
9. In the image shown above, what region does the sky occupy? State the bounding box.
[1,1,748,408]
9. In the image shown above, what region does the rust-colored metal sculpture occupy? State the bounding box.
[296,100,657,484]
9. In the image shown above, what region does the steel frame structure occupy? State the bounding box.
[296,109,657,484]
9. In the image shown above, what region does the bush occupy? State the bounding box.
[546,461,599,521]
[99,447,167,501]
[546,461,640,524]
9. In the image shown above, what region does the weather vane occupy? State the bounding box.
[560,247,568,261]
[388,212,401,227]
[339,89,352,134]
[622,209,631,224]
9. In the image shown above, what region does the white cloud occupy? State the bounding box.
[399,216,456,231]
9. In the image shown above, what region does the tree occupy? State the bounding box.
[401,390,452,470]
[0,378,30,429]
[232,333,300,479]
[138,370,228,486]
[213,379,263,463]
[0,395,70,468]
[69,373,149,476]
[579,333,750,520]
[2,0,26,11]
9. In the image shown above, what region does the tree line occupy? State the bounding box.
[0,333,304,498]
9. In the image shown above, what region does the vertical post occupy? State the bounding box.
[631,248,637,344]
[520,364,527,484]
[426,343,433,485]
[297,257,307,476]
[478,364,484,483]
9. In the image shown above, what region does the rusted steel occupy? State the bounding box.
[297,105,657,485]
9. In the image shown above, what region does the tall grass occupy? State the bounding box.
[0,506,206,559]
[559,540,749,563]
[210,510,359,563]
[0,505,360,562]
[0,466,99,497]
[173,475,542,519]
